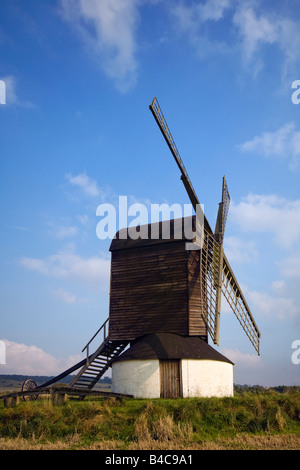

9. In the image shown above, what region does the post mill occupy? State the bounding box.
[16,98,261,400]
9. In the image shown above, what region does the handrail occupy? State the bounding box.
[82,318,109,360]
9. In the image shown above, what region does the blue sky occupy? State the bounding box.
[1,0,300,386]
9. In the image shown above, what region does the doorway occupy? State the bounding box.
[159,360,182,398]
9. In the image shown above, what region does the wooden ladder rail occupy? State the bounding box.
[81,317,109,361]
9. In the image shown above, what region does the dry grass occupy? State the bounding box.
[130,408,300,450]
[1,433,299,450]
[0,435,125,450]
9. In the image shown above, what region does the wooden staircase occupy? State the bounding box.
[70,319,129,390]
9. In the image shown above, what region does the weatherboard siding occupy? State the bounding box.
[108,241,190,341]
[187,249,207,338]
[108,219,208,342]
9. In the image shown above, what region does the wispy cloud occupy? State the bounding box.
[1,339,83,375]
[173,0,231,26]
[233,4,278,65]
[230,194,300,249]
[237,122,300,170]
[233,3,300,79]
[66,171,101,197]
[221,347,267,385]
[172,0,231,58]
[222,348,262,368]
[224,235,258,264]
[227,192,300,325]
[171,1,300,79]
[247,288,298,321]
[60,0,140,92]
[280,252,300,280]
[54,287,88,304]
[20,249,110,291]
[48,223,79,239]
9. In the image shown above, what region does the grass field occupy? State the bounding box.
[0,388,299,450]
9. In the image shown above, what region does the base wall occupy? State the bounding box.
[112,359,233,398]
[181,359,233,397]
[112,360,160,398]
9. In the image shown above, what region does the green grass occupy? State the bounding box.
[0,390,299,449]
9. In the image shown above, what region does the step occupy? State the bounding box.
[70,338,129,390]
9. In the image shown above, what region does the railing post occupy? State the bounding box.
[81,317,109,360]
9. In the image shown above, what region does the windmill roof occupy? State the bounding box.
[109,216,200,251]
[112,333,234,364]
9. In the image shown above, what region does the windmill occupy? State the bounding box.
[14,97,260,401]
[108,98,261,399]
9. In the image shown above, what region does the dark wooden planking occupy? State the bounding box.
[108,217,208,342]
[187,250,207,339]
[159,360,182,399]
[109,241,189,341]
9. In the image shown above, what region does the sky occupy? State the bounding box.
[0,0,300,387]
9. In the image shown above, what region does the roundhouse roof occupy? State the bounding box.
[112,333,234,364]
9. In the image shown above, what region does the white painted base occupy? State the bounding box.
[181,359,233,398]
[112,360,160,399]
[112,359,233,398]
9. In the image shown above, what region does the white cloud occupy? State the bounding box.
[233,3,300,79]
[222,348,262,368]
[66,171,101,197]
[54,288,77,304]
[224,235,258,264]
[280,252,300,280]
[227,193,300,325]
[198,0,231,21]
[77,214,90,225]
[174,0,230,26]
[271,279,286,295]
[172,2,300,79]
[238,122,300,170]
[221,348,273,385]
[20,250,110,290]
[21,257,49,275]
[61,0,140,92]
[247,289,298,321]
[54,287,90,304]
[0,340,83,375]
[233,4,278,64]
[172,0,231,58]
[50,224,79,239]
[230,194,300,249]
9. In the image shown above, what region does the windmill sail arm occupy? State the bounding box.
[149,97,213,234]
[149,98,195,196]
[222,252,261,355]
